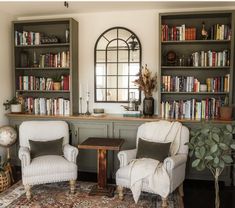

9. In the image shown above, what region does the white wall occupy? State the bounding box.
[0,12,14,160]
[18,10,159,114]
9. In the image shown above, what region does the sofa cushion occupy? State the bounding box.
[136,138,171,162]
[29,137,63,158]
[23,155,77,177]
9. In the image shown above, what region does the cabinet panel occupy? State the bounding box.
[72,121,112,174]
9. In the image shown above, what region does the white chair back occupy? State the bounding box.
[136,121,189,154]
[19,120,69,148]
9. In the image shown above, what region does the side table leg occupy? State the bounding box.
[98,149,107,189]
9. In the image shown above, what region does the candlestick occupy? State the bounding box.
[79,96,83,115]
[85,91,91,115]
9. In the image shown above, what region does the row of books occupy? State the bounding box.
[209,24,231,40]
[24,97,70,115]
[39,51,70,68]
[18,75,70,91]
[161,24,196,41]
[161,75,230,92]
[191,50,230,67]
[206,76,230,92]
[15,31,40,46]
[160,98,223,119]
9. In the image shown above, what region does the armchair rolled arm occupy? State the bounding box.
[117,149,137,167]
[163,154,187,171]
[63,144,78,163]
[18,147,31,168]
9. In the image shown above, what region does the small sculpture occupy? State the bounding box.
[201,22,208,40]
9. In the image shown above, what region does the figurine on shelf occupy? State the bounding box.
[201,21,208,40]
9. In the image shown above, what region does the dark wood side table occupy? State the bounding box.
[78,137,124,197]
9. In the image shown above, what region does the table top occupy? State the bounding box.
[78,137,124,151]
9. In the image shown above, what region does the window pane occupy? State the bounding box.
[107,40,118,50]
[107,89,117,101]
[118,89,128,101]
[118,76,128,88]
[96,51,105,62]
[96,76,106,88]
[107,76,117,88]
[118,50,128,62]
[118,40,128,49]
[107,50,117,62]
[107,64,117,75]
[104,29,117,41]
[96,89,106,101]
[96,64,106,75]
[130,50,140,62]
[118,29,132,41]
[129,76,139,88]
[118,63,128,75]
[97,37,108,50]
[130,63,140,75]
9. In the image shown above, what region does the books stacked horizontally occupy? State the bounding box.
[161,75,230,93]
[123,111,142,117]
[161,24,196,41]
[18,75,70,91]
[24,97,70,115]
[192,50,230,67]
[160,98,223,120]
[39,51,70,68]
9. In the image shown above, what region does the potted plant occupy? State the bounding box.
[53,76,62,90]
[220,96,233,120]
[3,97,22,113]
[133,64,157,116]
[186,123,235,208]
[0,156,11,192]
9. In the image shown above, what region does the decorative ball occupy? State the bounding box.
[0,126,17,147]
[166,51,177,65]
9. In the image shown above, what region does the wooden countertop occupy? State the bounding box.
[6,113,234,124]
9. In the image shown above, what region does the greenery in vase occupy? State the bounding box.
[0,156,7,174]
[3,97,20,110]
[186,123,235,208]
[133,64,157,98]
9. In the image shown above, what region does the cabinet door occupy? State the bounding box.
[72,121,112,174]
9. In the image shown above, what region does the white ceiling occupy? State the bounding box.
[1,1,235,17]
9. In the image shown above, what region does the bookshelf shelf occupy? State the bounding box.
[16,67,70,70]
[161,40,231,44]
[15,43,70,48]
[159,11,234,121]
[161,92,229,95]
[13,18,78,115]
[16,90,70,93]
[161,66,230,69]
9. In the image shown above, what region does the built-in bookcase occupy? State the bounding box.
[13,18,78,115]
[158,11,234,120]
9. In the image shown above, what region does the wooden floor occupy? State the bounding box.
[13,168,235,208]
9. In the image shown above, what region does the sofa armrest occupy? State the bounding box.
[163,154,187,171]
[117,149,137,167]
[63,144,78,163]
[18,147,31,168]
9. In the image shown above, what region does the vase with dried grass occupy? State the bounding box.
[133,64,157,116]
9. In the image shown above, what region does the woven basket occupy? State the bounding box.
[0,170,11,192]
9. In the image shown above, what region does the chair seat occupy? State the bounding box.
[23,155,77,177]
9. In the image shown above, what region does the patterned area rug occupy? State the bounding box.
[0,181,183,208]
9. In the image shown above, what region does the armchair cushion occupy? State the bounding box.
[29,137,63,159]
[136,138,171,162]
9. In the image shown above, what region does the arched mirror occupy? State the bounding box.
[94,27,142,102]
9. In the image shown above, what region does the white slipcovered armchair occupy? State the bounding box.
[18,121,78,200]
[116,121,189,207]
